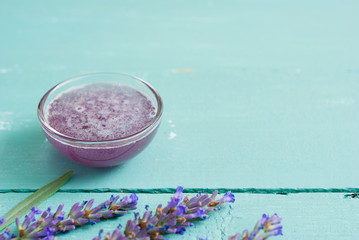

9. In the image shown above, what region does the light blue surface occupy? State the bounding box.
[1,1,359,189]
[1,1,359,238]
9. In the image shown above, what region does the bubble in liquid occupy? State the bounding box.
[75,106,85,112]
[46,83,157,141]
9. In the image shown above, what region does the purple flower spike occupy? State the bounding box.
[228,213,283,240]
[175,226,186,235]
[174,186,184,200]
[0,228,10,239]
[130,193,139,203]
[195,209,208,219]
[93,229,104,240]
[0,217,17,240]
[1,193,137,239]
[220,191,235,203]
[81,200,88,207]
[173,205,187,217]
[45,227,54,237]
[94,187,235,240]
[31,207,42,215]
[0,217,5,226]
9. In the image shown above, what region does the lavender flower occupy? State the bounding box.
[0,217,16,240]
[0,193,137,239]
[228,213,282,240]
[0,218,5,227]
[94,186,235,240]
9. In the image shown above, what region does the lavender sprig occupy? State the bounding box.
[228,213,282,240]
[0,170,73,231]
[0,217,16,240]
[94,186,235,240]
[0,193,138,240]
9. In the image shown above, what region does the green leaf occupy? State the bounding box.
[0,170,74,231]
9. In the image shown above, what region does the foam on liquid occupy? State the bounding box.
[45,83,157,141]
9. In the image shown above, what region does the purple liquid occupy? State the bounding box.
[46,83,156,141]
[43,83,159,167]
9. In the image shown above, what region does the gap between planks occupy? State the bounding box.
[0,188,359,196]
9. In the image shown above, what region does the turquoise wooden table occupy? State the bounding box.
[1,0,359,239]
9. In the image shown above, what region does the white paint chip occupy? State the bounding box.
[168,132,177,140]
[168,120,175,127]
[0,69,8,74]
[296,68,301,73]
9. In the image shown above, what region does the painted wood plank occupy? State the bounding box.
[1,192,358,239]
[1,0,359,189]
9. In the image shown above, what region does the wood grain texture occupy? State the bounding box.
[0,1,359,191]
[1,192,359,239]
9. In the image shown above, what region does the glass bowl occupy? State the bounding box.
[37,73,163,167]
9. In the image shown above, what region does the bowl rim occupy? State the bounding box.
[37,72,163,146]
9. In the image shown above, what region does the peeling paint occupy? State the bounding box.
[168,131,177,140]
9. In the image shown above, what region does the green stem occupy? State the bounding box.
[0,170,74,231]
